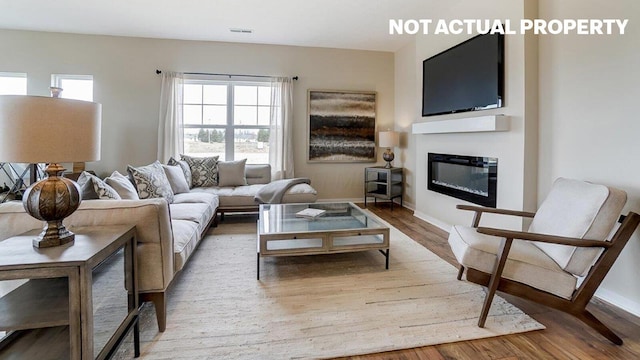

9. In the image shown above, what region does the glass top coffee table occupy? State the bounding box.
[257,202,390,279]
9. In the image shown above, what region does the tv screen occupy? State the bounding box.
[422,33,504,117]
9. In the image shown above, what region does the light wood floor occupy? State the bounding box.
[335,203,640,360]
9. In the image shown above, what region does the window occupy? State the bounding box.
[0,72,27,95]
[51,74,94,101]
[182,79,271,163]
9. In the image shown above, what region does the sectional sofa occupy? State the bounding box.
[0,163,317,331]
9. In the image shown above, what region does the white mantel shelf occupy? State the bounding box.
[412,115,509,134]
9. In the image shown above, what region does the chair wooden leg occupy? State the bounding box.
[140,292,167,332]
[478,238,513,328]
[576,310,623,345]
[457,265,465,280]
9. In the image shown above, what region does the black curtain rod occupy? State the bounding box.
[155,69,298,80]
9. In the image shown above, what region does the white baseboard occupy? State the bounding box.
[413,210,451,232]
[595,288,640,317]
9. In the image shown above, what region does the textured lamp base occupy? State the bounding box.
[382,149,395,168]
[22,163,81,248]
[33,221,75,248]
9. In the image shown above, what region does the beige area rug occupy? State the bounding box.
[117,214,544,359]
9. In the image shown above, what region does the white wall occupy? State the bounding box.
[0,30,394,201]
[403,0,538,231]
[538,0,640,315]
[393,40,417,208]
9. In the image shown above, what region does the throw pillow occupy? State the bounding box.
[180,154,219,187]
[217,159,248,187]
[162,164,190,194]
[76,171,99,200]
[105,170,139,200]
[127,161,175,203]
[168,157,192,189]
[78,171,121,200]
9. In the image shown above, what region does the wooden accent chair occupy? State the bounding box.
[448,178,640,344]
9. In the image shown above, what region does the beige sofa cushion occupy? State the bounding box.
[449,224,578,299]
[172,219,200,272]
[193,185,264,208]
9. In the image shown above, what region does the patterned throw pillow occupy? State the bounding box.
[168,157,193,188]
[180,155,219,187]
[127,161,175,203]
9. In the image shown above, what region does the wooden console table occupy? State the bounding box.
[0,225,139,359]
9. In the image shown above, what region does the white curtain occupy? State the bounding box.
[157,71,184,163]
[269,77,294,180]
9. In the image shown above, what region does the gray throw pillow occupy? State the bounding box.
[180,154,219,187]
[168,157,193,188]
[76,171,99,200]
[127,161,175,203]
[105,170,139,200]
[78,171,121,200]
[217,159,248,187]
[162,164,190,194]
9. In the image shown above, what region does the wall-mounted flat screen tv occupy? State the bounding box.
[422,33,504,117]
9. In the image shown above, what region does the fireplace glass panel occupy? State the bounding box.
[428,153,497,207]
[432,162,489,197]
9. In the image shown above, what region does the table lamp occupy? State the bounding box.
[0,95,101,248]
[378,130,399,168]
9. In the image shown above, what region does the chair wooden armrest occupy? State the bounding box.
[456,204,536,227]
[476,227,612,248]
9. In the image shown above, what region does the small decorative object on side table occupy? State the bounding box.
[364,166,403,210]
[0,225,139,359]
[378,130,399,168]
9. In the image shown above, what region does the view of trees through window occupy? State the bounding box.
[183,81,270,163]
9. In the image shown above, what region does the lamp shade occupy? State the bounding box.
[0,95,101,163]
[378,131,399,148]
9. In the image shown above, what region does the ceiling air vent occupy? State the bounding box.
[230,28,253,34]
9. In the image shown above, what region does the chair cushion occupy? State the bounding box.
[528,178,626,276]
[448,225,578,300]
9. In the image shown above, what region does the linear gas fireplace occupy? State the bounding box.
[428,153,497,207]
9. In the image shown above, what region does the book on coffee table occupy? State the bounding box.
[295,208,326,219]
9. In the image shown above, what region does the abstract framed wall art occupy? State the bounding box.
[307,90,376,162]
